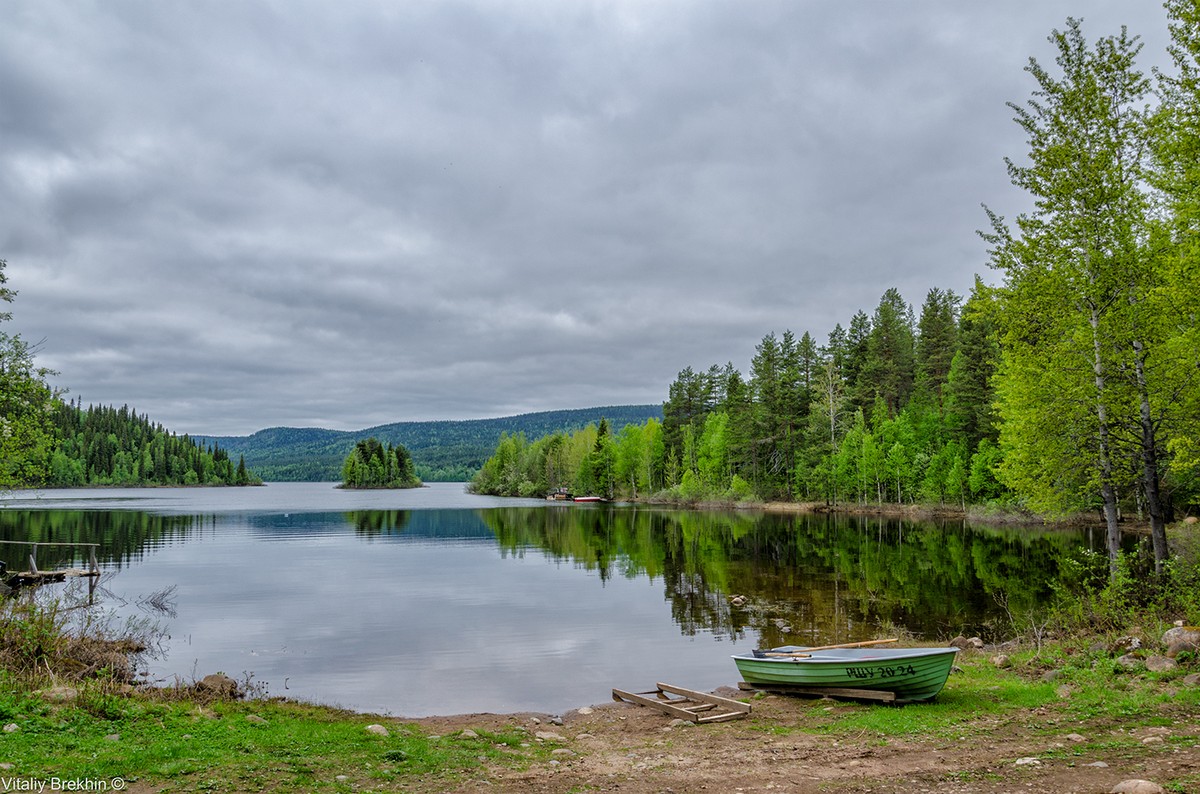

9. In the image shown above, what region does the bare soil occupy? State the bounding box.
[400,688,1200,794]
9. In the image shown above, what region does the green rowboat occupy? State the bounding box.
[732,645,958,702]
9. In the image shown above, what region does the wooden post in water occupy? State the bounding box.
[88,546,99,575]
[28,549,38,576]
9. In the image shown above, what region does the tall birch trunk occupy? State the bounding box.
[1089,302,1122,575]
[1132,336,1169,571]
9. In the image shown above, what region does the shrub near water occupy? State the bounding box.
[0,586,153,683]
[1040,525,1200,639]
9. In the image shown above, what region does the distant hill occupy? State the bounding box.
[199,405,664,482]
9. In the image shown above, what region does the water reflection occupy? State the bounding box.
[1,505,1098,645]
[0,497,1114,714]
[0,510,209,569]
[480,507,1094,645]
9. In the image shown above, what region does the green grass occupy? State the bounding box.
[0,677,542,791]
[1,639,1197,791]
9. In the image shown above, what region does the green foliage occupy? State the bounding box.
[0,259,58,489]
[339,437,422,489]
[984,16,1200,574]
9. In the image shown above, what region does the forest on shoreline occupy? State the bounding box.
[472,8,1200,578]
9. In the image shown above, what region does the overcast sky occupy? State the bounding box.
[0,1,1173,436]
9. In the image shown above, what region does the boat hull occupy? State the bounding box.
[732,646,958,702]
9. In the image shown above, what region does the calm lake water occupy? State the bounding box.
[0,482,1104,716]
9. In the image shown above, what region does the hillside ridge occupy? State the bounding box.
[198,404,663,482]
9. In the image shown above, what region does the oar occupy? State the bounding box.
[759,638,899,658]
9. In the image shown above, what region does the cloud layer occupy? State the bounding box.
[0,1,1170,435]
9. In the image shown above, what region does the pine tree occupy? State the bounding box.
[860,288,915,417]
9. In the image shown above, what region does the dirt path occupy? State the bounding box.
[405,688,1200,793]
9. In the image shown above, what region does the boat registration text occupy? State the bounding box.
[845,664,916,680]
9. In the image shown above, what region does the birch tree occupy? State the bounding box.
[985,20,1153,573]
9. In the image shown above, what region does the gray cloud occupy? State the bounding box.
[0,0,1172,434]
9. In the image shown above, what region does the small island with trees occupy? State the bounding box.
[339,437,422,489]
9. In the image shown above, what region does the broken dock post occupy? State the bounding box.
[0,540,102,591]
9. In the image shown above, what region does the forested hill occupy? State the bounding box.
[199,405,663,482]
[47,401,261,487]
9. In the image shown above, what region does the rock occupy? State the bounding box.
[245,715,268,725]
[730,595,747,607]
[576,707,593,715]
[1142,736,1164,745]
[1085,761,1109,768]
[534,731,565,743]
[104,733,120,742]
[1144,655,1178,672]
[38,686,79,703]
[1014,757,1041,766]
[1064,733,1087,743]
[197,674,240,699]
[1040,670,1061,682]
[1055,684,1073,699]
[1181,673,1200,687]
[949,635,985,650]
[548,715,564,726]
[2,724,17,734]
[365,724,389,737]
[991,654,1011,669]
[1115,654,1143,669]
[460,729,478,739]
[335,775,349,782]
[668,719,691,728]
[1110,781,1165,794]
[1162,626,1200,657]
[0,763,12,771]
[1184,516,1198,524]
[550,748,575,758]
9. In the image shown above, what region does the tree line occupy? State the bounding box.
[472,7,1200,576]
[48,400,260,487]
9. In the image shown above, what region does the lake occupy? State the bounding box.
[0,482,1102,716]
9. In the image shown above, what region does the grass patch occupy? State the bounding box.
[0,686,541,790]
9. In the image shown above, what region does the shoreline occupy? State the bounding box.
[641,494,1157,532]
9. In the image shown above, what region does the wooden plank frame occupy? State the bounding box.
[737,681,898,703]
[612,682,751,723]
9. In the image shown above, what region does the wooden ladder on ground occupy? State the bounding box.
[612,682,751,724]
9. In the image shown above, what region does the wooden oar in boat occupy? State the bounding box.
[758,638,899,658]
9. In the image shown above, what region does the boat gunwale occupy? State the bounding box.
[732,646,959,664]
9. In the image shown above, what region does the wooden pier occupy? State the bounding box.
[0,540,101,591]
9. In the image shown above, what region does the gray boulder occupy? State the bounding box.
[196,674,240,699]
[1162,626,1200,658]
[1144,655,1178,672]
[1110,781,1164,794]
